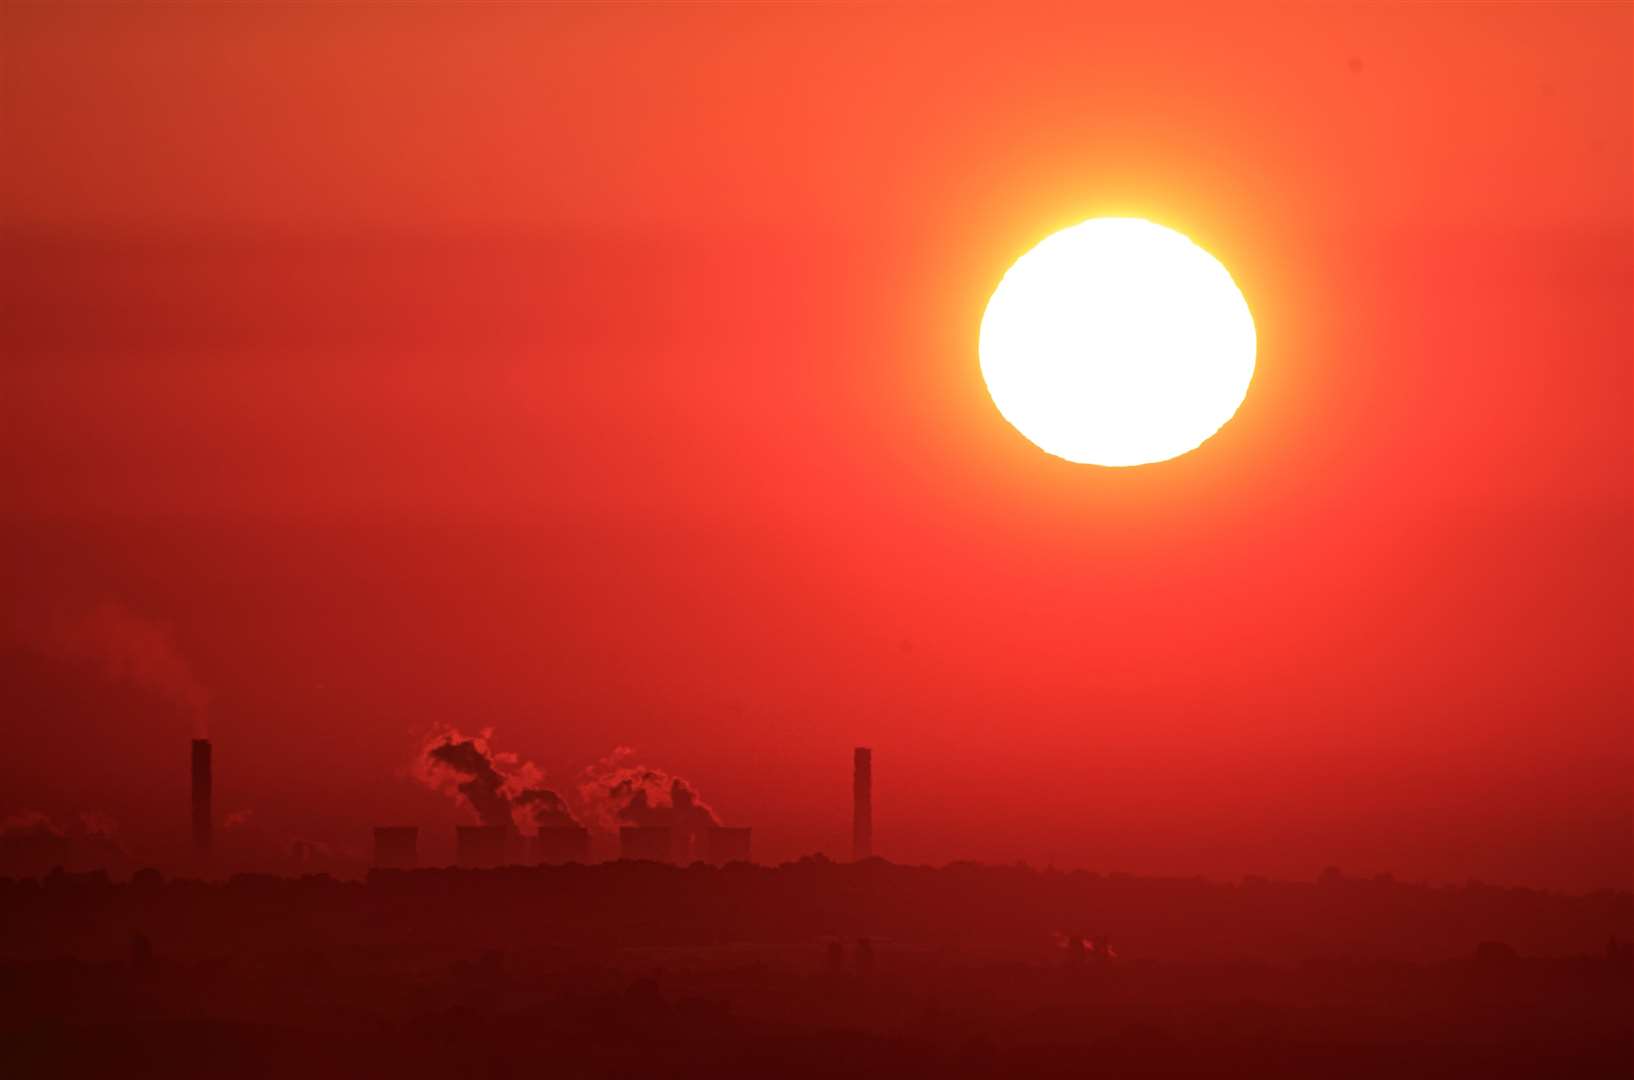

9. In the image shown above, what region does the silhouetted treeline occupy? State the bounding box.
[2,860,1630,1079]
[2,858,1627,964]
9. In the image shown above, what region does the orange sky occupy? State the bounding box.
[3,2,1630,888]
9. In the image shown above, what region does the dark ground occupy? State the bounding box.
[3,860,1630,1079]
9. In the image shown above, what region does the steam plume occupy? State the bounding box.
[514,787,578,829]
[425,737,513,828]
[575,747,719,832]
[415,727,578,832]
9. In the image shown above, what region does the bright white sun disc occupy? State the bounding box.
[979,217,1256,467]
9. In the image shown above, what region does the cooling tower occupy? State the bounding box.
[190,739,212,854]
[853,746,872,861]
[454,825,508,868]
[372,826,419,868]
[532,826,592,864]
[619,825,673,862]
[705,825,752,865]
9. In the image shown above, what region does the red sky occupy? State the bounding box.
[3,2,1629,889]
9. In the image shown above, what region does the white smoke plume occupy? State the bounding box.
[413,726,578,833]
[574,747,719,857]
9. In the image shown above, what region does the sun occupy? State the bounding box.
[978,217,1256,467]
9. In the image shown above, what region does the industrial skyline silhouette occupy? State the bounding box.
[4,2,1629,1078]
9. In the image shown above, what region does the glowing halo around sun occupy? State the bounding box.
[978,217,1256,467]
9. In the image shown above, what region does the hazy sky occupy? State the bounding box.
[4,2,1629,888]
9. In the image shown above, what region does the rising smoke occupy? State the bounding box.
[575,746,718,834]
[415,727,579,832]
[35,602,210,736]
[0,809,118,841]
[414,732,723,846]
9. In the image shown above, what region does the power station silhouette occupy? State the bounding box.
[189,739,878,869]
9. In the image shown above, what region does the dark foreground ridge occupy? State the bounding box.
[4,859,1630,1079]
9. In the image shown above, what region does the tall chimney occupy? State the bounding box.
[852,746,872,861]
[191,738,212,853]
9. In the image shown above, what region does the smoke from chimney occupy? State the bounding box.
[576,747,720,860]
[513,786,577,828]
[576,747,719,827]
[34,602,211,736]
[424,736,511,828]
[415,727,578,832]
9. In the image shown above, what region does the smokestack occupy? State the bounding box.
[853,747,872,861]
[190,738,212,854]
